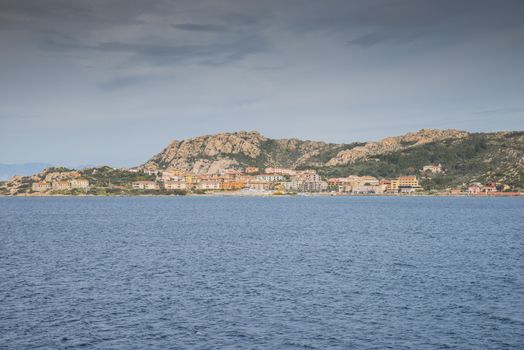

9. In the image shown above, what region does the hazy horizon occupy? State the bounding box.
[1,127,523,169]
[2,0,524,167]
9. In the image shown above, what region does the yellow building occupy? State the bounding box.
[184,174,195,185]
[390,176,420,190]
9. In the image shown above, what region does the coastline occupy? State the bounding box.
[2,192,522,198]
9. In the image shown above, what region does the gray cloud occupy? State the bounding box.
[173,23,229,32]
[97,76,148,91]
[40,36,270,66]
[476,108,524,116]
[1,0,523,165]
[348,31,391,47]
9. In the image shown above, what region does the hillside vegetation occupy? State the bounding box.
[2,129,523,195]
[142,129,523,190]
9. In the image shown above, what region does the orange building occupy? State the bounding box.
[220,181,245,190]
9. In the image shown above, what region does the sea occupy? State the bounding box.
[0,196,523,349]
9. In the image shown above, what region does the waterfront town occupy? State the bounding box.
[2,163,518,196]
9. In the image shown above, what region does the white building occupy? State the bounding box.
[196,181,221,190]
[264,168,296,176]
[283,181,303,191]
[302,181,328,192]
[70,178,89,189]
[256,174,285,182]
[132,181,160,190]
[422,164,443,174]
[163,181,187,190]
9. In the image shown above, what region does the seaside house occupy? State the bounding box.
[450,188,462,195]
[247,180,272,191]
[220,181,245,190]
[52,180,72,191]
[196,181,221,190]
[390,176,420,192]
[283,180,302,191]
[256,174,285,182]
[467,184,482,194]
[70,178,89,189]
[481,183,497,193]
[379,179,391,193]
[358,176,380,186]
[160,169,185,181]
[163,181,187,190]
[302,181,328,192]
[132,181,160,190]
[32,182,51,192]
[353,185,377,194]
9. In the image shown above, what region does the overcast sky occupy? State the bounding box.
[1,0,523,167]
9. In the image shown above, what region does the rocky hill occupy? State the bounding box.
[141,131,353,174]
[317,131,524,189]
[140,129,523,189]
[325,129,469,166]
[2,129,522,195]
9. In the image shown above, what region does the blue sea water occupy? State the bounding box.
[0,196,523,349]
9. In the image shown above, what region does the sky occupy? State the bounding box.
[1,0,523,167]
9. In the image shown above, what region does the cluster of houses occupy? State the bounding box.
[31,171,90,192]
[464,182,509,194]
[327,175,421,194]
[24,164,518,196]
[131,166,423,194]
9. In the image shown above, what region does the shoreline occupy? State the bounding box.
[1,192,522,198]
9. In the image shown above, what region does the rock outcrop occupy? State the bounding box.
[143,131,343,174]
[326,129,469,166]
[141,129,473,174]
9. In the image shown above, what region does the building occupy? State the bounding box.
[327,178,349,187]
[196,181,221,190]
[132,181,160,190]
[52,180,71,191]
[245,167,259,174]
[143,165,159,175]
[422,164,443,174]
[70,178,89,189]
[160,169,185,181]
[264,167,296,176]
[302,181,328,192]
[292,172,322,183]
[390,176,420,191]
[32,182,51,192]
[256,174,285,182]
[358,176,379,186]
[467,184,482,194]
[352,185,377,194]
[481,183,497,193]
[399,186,416,193]
[283,181,302,191]
[220,181,245,190]
[379,179,391,193]
[163,181,187,190]
[246,180,272,191]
